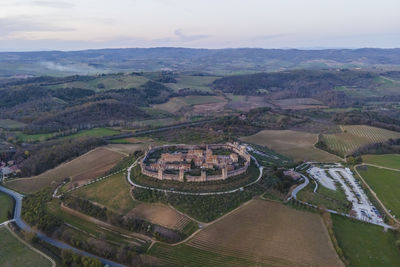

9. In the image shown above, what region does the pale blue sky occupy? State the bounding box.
[0,0,399,51]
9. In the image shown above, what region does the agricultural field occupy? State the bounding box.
[0,192,14,223]
[332,214,400,267]
[274,97,328,110]
[225,94,272,112]
[356,165,400,218]
[62,127,121,139]
[0,227,52,267]
[362,154,400,170]
[13,131,57,143]
[0,119,26,129]
[6,147,125,193]
[47,74,149,91]
[320,125,400,157]
[164,75,220,92]
[149,243,257,267]
[184,200,343,266]
[128,203,193,231]
[241,129,340,162]
[72,172,137,214]
[152,95,226,113]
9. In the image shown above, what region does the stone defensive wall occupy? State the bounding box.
[140,143,251,182]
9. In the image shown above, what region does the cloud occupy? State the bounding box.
[0,17,75,36]
[31,1,75,8]
[174,29,209,42]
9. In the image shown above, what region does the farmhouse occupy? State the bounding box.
[141,143,251,182]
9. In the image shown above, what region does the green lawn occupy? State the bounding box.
[0,227,52,267]
[362,154,400,170]
[357,165,400,218]
[148,243,257,266]
[0,192,14,223]
[332,215,400,267]
[14,131,56,142]
[72,172,137,213]
[62,127,121,139]
[297,180,351,213]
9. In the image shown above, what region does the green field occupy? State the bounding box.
[148,243,256,266]
[0,119,26,129]
[47,74,149,91]
[72,172,137,213]
[332,215,400,267]
[0,192,14,223]
[362,154,400,170]
[297,179,351,213]
[14,131,57,142]
[320,125,400,157]
[357,165,400,218]
[0,227,52,267]
[62,127,121,139]
[164,75,219,92]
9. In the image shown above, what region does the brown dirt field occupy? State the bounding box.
[241,129,340,162]
[188,200,343,267]
[105,143,151,155]
[128,203,191,231]
[227,95,273,112]
[274,98,328,110]
[6,147,124,193]
[192,102,227,115]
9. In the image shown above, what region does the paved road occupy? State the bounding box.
[127,155,264,196]
[289,174,309,200]
[0,185,126,267]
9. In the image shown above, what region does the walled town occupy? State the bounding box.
[141,143,251,182]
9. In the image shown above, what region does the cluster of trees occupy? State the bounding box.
[133,184,264,222]
[18,137,106,176]
[63,196,107,221]
[61,251,102,267]
[21,188,62,235]
[332,109,400,132]
[352,138,400,156]
[211,69,376,106]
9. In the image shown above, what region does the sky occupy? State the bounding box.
[0,0,399,51]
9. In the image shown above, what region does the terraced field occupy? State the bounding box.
[185,200,343,266]
[6,147,124,193]
[320,125,400,157]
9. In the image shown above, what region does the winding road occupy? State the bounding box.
[0,185,126,267]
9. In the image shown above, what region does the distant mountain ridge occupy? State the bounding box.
[1,47,400,76]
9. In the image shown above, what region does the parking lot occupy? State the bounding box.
[307,164,385,226]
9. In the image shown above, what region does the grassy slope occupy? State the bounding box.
[0,227,52,267]
[0,192,14,223]
[332,214,400,267]
[72,172,137,214]
[362,154,400,170]
[357,165,400,217]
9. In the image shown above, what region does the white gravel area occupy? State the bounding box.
[307,166,336,190]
